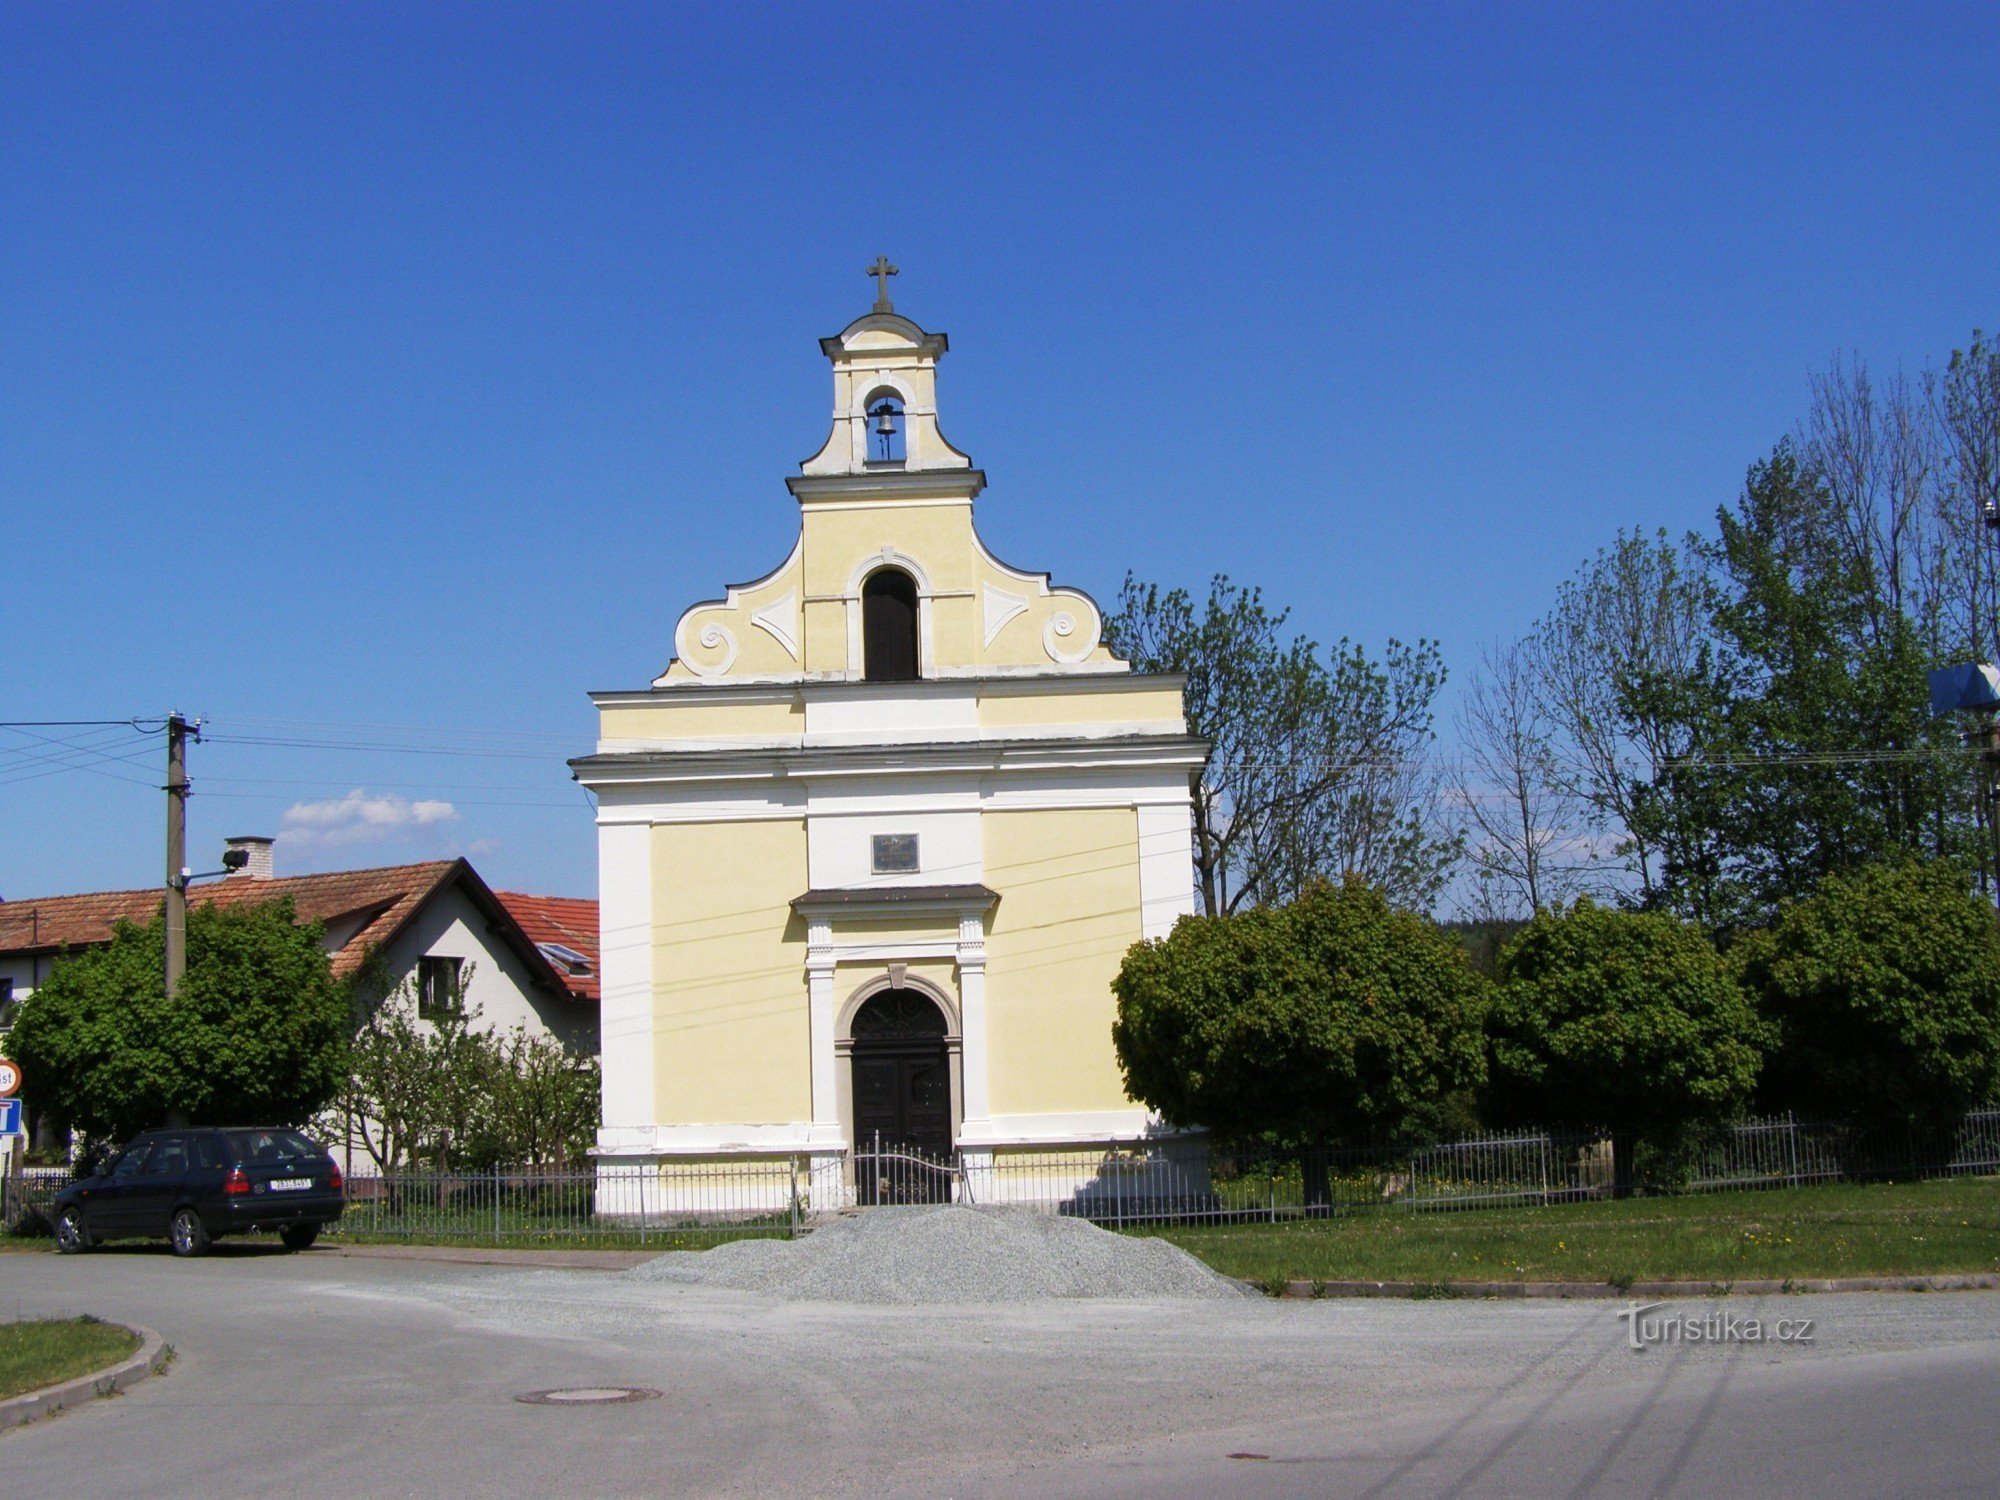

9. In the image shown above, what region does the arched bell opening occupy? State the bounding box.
[864,390,906,465]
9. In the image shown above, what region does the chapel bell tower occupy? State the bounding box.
[798,256,976,480]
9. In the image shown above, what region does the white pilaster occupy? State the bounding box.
[807,913,847,1210]
[595,820,654,1145]
[806,915,839,1130]
[955,911,991,1127]
[1136,799,1197,939]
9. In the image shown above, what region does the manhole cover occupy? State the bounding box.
[515,1387,662,1406]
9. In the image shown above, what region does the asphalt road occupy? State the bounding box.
[3,1243,1997,1498]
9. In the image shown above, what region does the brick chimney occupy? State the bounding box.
[225,835,275,880]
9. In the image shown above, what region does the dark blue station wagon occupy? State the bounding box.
[53,1127,344,1257]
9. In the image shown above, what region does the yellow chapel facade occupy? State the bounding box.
[573,285,1206,1201]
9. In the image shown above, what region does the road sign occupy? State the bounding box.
[0,1058,19,1097]
[0,1098,21,1137]
[1929,662,2000,717]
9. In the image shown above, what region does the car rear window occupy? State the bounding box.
[224,1129,322,1164]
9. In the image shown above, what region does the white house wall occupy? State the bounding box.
[374,883,592,1052]
[0,954,47,1006]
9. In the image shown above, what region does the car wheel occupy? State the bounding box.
[280,1223,320,1251]
[169,1206,212,1258]
[55,1206,94,1254]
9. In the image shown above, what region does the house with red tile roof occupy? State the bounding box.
[0,838,597,1067]
[0,839,599,1171]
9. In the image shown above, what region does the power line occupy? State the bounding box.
[0,724,168,736]
[0,724,162,789]
[185,774,584,793]
[3,708,1989,801]
[202,732,567,762]
[223,714,581,749]
[192,789,589,811]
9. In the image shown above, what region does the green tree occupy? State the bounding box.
[479,1027,601,1169]
[1529,528,1723,909]
[1112,879,1489,1203]
[1488,899,1767,1193]
[333,975,600,1172]
[1639,446,1972,929]
[1733,861,2000,1141]
[7,898,348,1141]
[340,979,500,1173]
[1106,573,1457,914]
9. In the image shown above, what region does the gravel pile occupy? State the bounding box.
[627,1204,1248,1304]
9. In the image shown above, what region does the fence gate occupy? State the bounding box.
[852,1135,963,1206]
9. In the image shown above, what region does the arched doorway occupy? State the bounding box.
[850,987,954,1202]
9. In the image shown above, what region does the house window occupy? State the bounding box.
[862,568,920,681]
[417,956,463,1020]
[871,833,920,874]
[537,943,593,976]
[0,979,15,1033]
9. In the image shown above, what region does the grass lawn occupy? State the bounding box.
[0,1318,140,1400]
[1133,1176,2000,1288]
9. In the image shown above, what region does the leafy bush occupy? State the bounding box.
[1488,898,1768,1192]
[1112,878,1490,1160]
[1734,860,2000,1137]
[7,899,347,1139]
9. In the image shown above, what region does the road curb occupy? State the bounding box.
[1261,1272,2000,1300]
[317,1243,654,1271]
[0,1324,171,1432]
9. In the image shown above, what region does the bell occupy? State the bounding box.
[873,403,899,436]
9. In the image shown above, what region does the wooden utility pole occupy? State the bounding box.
[164,712,192,998]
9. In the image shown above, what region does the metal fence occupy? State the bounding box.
[5,1104,1997,1244]
[966,1139,1414,1225]
[0,1167,69,1234]
[339,1162,802,1247]
[1684,1107,2000,1193]
[1405,1132,1611,1209]
[1686,1114,1855,1192]
[1953,1106,2000,1173]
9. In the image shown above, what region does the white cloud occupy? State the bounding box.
[279,789,460,849]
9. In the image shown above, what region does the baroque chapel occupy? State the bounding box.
[573,268,1207,1205]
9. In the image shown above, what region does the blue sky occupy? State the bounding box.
[5,2,1998,900]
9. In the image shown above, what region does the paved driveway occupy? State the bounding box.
[3,1243,1997,1497]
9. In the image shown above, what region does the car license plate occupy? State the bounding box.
[270,1178,313,1192]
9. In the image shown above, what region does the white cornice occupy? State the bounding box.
[786,470,985,503]
[571,733,1208,790]
[588,671,1181,706]
[595,720,1191,755]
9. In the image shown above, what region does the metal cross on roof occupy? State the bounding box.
[867,255,898,313]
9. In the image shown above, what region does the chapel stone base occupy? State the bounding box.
[592,1126,1213,1221]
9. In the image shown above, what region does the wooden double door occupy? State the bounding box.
[850,988,954,1202]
